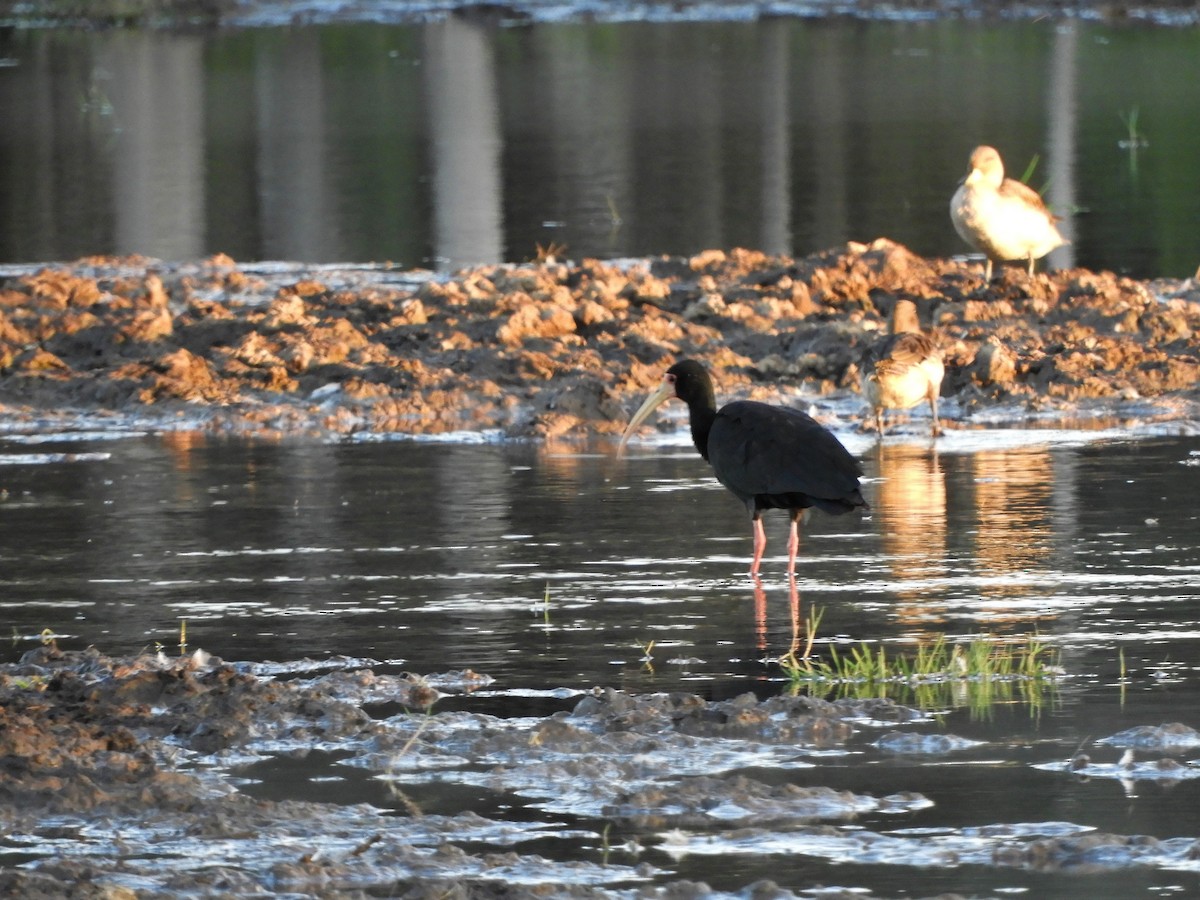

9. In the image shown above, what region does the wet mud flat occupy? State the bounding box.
[5,647,1200,897]
[1,242,1198,441]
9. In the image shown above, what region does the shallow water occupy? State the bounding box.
[2,18,1199,278]
[2,427,1200,895]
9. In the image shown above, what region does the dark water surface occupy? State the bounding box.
[2,18,1199,278]
[2,428,1200,895]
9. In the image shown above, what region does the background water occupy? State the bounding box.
[1,18,1198,278]
[2,429,1200,895]
[1,429,1193,685]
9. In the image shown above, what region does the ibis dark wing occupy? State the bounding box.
[707,400,864,514]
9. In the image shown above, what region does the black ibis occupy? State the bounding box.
[950,145,1065,280]
[860,297,944,437]
[618,359,868,576]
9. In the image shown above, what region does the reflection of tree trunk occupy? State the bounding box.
[105,33,205,261]
[539,29,632,258]
[434,445,513,626]
[808,27,849,251]
[1046,21,1077,272]
[682,34,721,252]
[759,20,791,256]
[255,30,329,261]
[1049,449,1078,569]
[425,17,503,273]
[5,39,58,260]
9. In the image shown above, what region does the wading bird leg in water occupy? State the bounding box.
[787,512,803,576]
[751,516,768,576]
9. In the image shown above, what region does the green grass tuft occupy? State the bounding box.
[1118,107,1149,150]
[780,610,1064,715]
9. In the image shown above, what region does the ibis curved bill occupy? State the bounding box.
[617,379,676,457]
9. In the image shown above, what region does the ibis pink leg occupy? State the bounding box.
[786,514,801,576]
[750,516,767,576]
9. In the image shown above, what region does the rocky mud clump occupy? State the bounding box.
[1,242,1198,439]
[6,647,1200,897]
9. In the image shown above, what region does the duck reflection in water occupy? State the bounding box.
[874,444,948,631]
[969,448,1058,620]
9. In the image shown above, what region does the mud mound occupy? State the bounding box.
[2,242,1197,438]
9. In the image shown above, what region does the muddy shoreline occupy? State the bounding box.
[3,0,1199,30]
[9,643,1200,898]
[1,243,1198,442]
[6,645,1200,898]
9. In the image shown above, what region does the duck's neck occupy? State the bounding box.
[891,300,920,335]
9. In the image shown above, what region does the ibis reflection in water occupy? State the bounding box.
[618,359,869,577]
